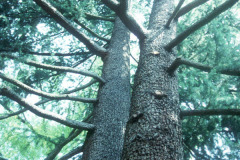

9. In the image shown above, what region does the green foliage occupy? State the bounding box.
[0,0,240,159]
[178,0,240,159]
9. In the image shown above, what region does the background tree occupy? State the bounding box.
[0,0,240,159]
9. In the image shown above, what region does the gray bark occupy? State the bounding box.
[122,0,183,159]
[82,17,131,160]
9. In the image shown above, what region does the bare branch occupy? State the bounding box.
[175,0,210,20]
[0,108,27,120]
[130,54,138,64]
[45,114,92,160]
[165,0,185,28]
[45,130,82,160]
[0,73,98,103]
[0,80,96,120]
[167,57,240,76]
[0,48,91,56]
[59,146,84,160]
[165,0,239,51]
[85,13,115,22]
[1,54,105,83]
[0,87,95,130]
[33,0,107,57]
[181,109,240,118]
[101,0,147,40]
[73,19,110,42]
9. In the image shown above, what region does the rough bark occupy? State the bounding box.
[122,0,183,159]
[82,17,131,160]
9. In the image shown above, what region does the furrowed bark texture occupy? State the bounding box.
[122,0,183,159]
[82,17,130,160]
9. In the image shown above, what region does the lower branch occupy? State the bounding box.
[181,109,240,118]
[45,129,83,160]
[45,113,92,160]
[0,87,95,130]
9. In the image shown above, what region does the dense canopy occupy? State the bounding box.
[0,0,240,159]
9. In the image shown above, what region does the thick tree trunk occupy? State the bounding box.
[82,17,131,160]
[122,0,183,159]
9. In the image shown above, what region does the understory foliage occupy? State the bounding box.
[0,0,240,159]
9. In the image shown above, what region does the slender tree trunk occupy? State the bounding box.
[122,0,183,159]
[82,17,131,160]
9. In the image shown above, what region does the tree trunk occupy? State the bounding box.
[122,0,183,159]
[82,17,131,160]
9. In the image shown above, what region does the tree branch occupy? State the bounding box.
[45,130,82,160]
[181,109,240,118]
[0,80,96,121]
[167,57,240,76]
[1,54,105,83]
[0,48,91,56]
[45,114,92,160]
[0,87,95,130]
[174,0,210,20]
[165,0,239,51]
[0,108,27,120]
[165,0,185,28]
[73,19,110,42]
[101,0,147,40]
[85,13,115,22]
[0,73,98,103]
[58,146,84,160]
[33,0,107,57]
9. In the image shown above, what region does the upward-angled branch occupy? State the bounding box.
[0,108,27,120]
[165,0,185,28]
[101,0,147,40]
[45,129,83,160]
[165,0,239,51]
[45,114,92,160]
[0,73,98,103]
[58,146,84,160]
[174,0,210,20]
[33,0,107,57]
[0,87,95,130]
[73,19,110,42]
[1,54,105,83]
[167,57,240,76]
